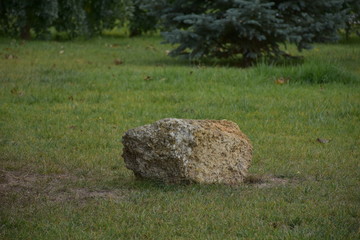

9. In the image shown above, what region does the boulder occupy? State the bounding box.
[122,118,252,184]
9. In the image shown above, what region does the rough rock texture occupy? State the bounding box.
[122,118,252,184]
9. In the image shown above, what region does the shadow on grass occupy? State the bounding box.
[0,167,301,208]
[132,53,305,69]
[111,172,300,193]
[338,35,360,45]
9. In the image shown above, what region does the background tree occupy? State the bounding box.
[0,0,58,39]
[54,0,87,39]
[344,0,360,39]
[145,0,348,64]
[81,0,132,37]
[128,0,158,37]
[0,0,132,39]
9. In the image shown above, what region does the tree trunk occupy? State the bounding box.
[20,24,31,40]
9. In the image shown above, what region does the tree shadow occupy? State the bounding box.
[133,54,304,69]
[338,35,360,45]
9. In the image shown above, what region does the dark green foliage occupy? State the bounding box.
[344,0,360,39]
[55,0,87,39]
[81,0,132,36]
[275,1,347,47]
[0,0,132,39]
[128,0,158,37]
[0,0,58,39]
[146,0,347,64]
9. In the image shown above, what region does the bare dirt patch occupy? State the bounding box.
[0,169,130,206]
[244,174,297,188]
[0,169,298,207]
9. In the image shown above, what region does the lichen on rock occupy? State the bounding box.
[122,118,252,184]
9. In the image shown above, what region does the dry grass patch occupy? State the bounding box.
[0,169,130,205]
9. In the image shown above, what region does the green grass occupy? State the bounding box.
[0,35,359,239]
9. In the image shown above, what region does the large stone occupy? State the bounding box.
[122,118,252,184]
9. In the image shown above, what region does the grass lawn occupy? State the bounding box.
[0,35,359,239]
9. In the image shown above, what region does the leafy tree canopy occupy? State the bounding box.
[0,0,132,39]
[144,0,349,64]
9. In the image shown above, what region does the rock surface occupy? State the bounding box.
[122,118,252,184]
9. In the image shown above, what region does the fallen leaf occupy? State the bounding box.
[105,43,120,48]
[146,45,157,51]
[10,87,18,94]
[317,138,331,144]
[275,77,290,85]
[4,54,17,59]
[272,222,280,229]
[114,59,123,65]
[144,76,152,81]
[10,87,24,96]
